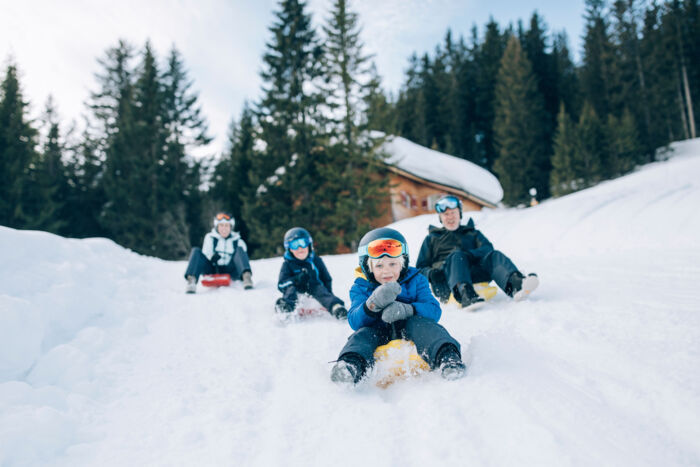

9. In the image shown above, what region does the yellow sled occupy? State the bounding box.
[373,339,430,389]
[447,281,498,305]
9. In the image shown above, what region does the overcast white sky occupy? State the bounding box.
[1,0,585,156]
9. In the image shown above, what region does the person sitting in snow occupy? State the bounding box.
[330,227,466,385]
[275,227,348,320]
[184,212,253,293]
[416,194,538,310]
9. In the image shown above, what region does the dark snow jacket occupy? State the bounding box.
[347,266,441,331]
[277,252,334,294]
[415,218,494,276]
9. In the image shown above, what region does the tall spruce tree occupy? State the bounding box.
[475,18,509,170]
[574,101,607,184]
[161,46,212,253]
[62,122,106,238]
[27,96,67,233]
[550,104,578,196]
[552,32,581,120]
[606,107,641,176]
[493,36,550,205]
[251,0,325,257]
[211,104,256,250]
[523,12,558,139]
[640,2,679,152]
[394,54,426,145]
[0,61,40,228]
[580,0,616,119]
[363,62,395,134]
[319,0,389,251]
[322,0,371,145]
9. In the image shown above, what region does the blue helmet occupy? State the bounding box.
[284,227,313,253]
[357,227,409,282]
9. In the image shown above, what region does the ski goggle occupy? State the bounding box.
[358,238,406,259]
[288,237,311,250]
[215,213,232,220]
[435,196,461,213]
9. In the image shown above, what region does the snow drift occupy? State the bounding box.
[1,139,700,466]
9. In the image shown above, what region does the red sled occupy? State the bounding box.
[200,274,231,287]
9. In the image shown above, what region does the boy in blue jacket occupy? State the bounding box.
[330,227,467,385]
[275,227,348,319]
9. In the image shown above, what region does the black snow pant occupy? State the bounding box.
[337,315,461,369]
[281,282,343,311]
[442,249,518,293]
[183,247,251,281]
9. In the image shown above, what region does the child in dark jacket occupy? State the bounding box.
[275,227,348,320]
[330,227,467,385]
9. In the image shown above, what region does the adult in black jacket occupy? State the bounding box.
[275,227,347,319]
[416,195,539,309]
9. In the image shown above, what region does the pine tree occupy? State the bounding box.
[26,96,67,233]
[394,53,426,145]
[523,12,558,138]
[552,32,581,120]
[0,61,40,228]
[161,46,212,254]
[319,0,389,250]
[89,40,140,247]
[640,2,679,153]
[452,31,479,163]
[610,0,652,155]
[251,0,326,257]
[493,36,550,205]
[475,18,509,170]
[363,62,395,134]
[211,103,256,249]
[322,0,372,145]
[607,107,641,176]
[62,122,106,238]
[574,101,607,184]
[550,104,578,196]
[581,0,616,119]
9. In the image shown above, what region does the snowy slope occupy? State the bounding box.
[2,139,700,466]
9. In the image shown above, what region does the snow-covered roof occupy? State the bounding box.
[379,135,503,206]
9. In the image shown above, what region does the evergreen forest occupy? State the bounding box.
[1,0,698,258]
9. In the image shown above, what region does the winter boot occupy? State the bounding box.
[185,275,197,294]
[455,282,485,311]
[242,271,254,290]
[330,303,348,319]
[330,354,366,385]
[275,298,294,314]
[436,344,467,381]
[507,272,539,302]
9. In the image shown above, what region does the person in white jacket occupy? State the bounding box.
[184,212,253,293]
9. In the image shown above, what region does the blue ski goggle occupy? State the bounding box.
[435,196,461,213]
[288,237,311,250]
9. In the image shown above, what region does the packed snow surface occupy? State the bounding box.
[381,135,504,205]
[2,139,700,466]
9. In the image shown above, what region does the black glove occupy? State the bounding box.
[210,252,221,264]
[294,268,310,290]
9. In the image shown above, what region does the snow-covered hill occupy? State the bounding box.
[2,139,700,466]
